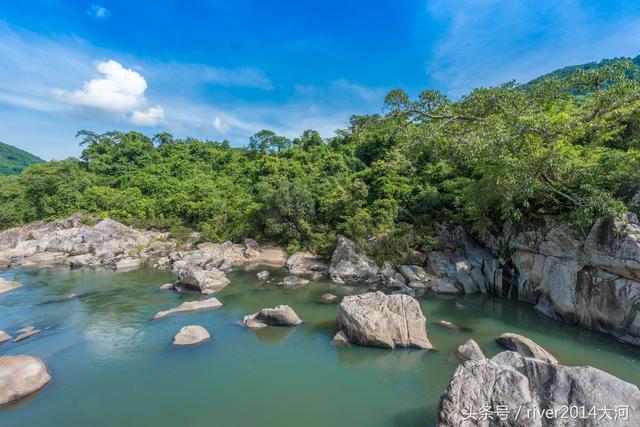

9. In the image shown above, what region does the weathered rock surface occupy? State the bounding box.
[496,333,558,364]
[335,291,432,349]
[287,252,329,276]
[172,325,210,346]
[0,215,164,270]
[329,236,380,285]
[0,331,11,344]
[0,277,21,295]
[456,339,485,361]
[153,297,223,320]
[0,355,51,406]
[241,305,302,329]
[112,257,141,271]
[438,351,640,427]
[331,330,350,346]
[159,283,174,290]
[318,293,339,304]
[256,270,270,281]
[174,262,230,294]
[282,276,310,289]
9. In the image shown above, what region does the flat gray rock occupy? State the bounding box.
[0,278,21,295]
[173,325,210,346]
[0,331,11,345]
[153,297,223,320]
[242,305,302,329]
[0,355,51,406]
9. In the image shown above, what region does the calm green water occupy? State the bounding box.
[1,266,639,427]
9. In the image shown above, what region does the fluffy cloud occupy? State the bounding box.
[87,4,110,20]
[212,116,230,133]
[130,106,164,126]
[54,59,163,126]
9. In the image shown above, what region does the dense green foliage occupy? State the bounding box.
[0,141,43,175]
[1,62,639,261]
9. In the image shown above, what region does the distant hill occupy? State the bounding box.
[526,55,640,86]
[0,141,44,175]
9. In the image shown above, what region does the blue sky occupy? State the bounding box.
[1,0,640,159]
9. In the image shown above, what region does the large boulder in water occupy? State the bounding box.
[329,236,380,285]
[172,325,210,346]
[174,262,230,294]
[438,351,640,426]
[334,291,432,349]
[0,355,51,406]
[496,332,558,364]
[242,305,303,329]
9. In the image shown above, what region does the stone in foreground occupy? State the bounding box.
[242,305,303,329]
[438,351,640,427]
[496,332,558,364]
[335,291,432,349]
[153,297,223,320]
[0,355,51,406]
[173,325,211,346]
[0,278,21,295]
[456,339,484,361]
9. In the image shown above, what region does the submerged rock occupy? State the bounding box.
[13,326,42,342]
[456,339,485,361]
[158,283,174,290]
[0,278,21,295]
[287,252,329,276]
[242,305,303,329]
[282,276,310,289]
[173,325,210,346]
[153,297,223,320]
[318,293,339,304]
[331,330,350,346]
[0,355,51,406]
[329,236,380,285]
[496,332,558,364]
[256,270,270,281]
[0,330,11,344]
[435,320,472,332]
[334,291,432,349]
[438,351,640,426]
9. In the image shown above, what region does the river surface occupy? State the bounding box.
[1,266,639,426]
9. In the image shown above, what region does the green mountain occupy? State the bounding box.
[0,141,44,175]
[527,55,640,85]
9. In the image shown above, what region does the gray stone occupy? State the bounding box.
[335,291,432,349]
[496,333,558,364]
[158,283,174,290]
[318,293,339,304]
[282,276,310,289]
[172,325,210,346]
[256,270,270,281]
[287,252,329,276]
[175,263,230,294]
[457,339,485,361]
[13,326,42,342]
[242,305,303,329]
[329,236,380,285]
[153,297,223,320]
[0,355,51,406]
[0,331,11,344]
[331,330,350,346]
[0,278,21,295]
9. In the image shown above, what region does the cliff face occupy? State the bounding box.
[427,214,640,347]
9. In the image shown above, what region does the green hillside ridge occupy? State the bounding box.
[0,141,43,175]
[527,54,640,86]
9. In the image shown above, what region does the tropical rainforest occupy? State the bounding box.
[1,60,639,262]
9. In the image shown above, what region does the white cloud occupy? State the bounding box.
[87,4,110,20]
[54,60,148,112]
[212,116,230,133]
[130,106,164,126]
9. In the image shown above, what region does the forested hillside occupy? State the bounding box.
[0,141,43,175]
[1,60,639,262]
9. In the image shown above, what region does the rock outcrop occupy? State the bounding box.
[496,333,558,364]
[0,215,164,270]
[172,325,210,346]
[153,297,223,320]
[438,351,640,426]
[0,355,51,406]
[329,236,380,285]
[334,291,432,349]
[173,262,230,294]
[241,305,302,328]
[456,339,485,361]
[0,277,21,295]
[287,252,329,277]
